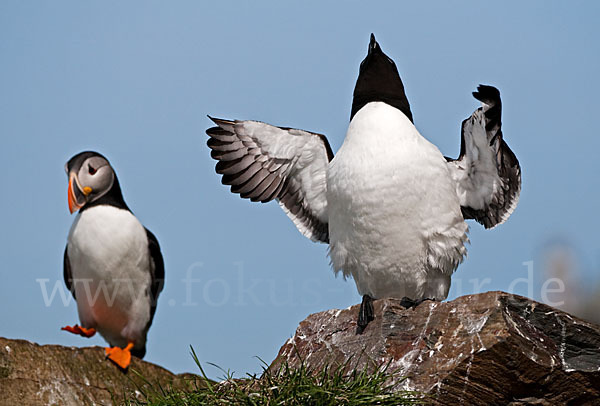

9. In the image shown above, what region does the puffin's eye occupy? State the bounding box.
[88,164,97,175]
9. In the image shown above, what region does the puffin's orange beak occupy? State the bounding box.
[68,174,91,214]
[68,177,78,214]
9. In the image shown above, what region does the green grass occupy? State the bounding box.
[124,347,424,406]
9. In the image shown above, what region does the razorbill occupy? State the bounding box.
[206,34,521,333]
[61,151,164,368]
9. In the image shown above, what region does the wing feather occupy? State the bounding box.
[206,117,332,243]
[447,85,521,229]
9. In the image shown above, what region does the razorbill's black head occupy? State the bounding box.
[65,151,128,213]
[350,33,413,122]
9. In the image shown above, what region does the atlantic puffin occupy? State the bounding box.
[62,151,164,368]
[206,34,521,333]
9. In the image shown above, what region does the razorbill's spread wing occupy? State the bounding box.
[207,118,333,243]
[446,85,521,229]
[206,34,521,333]
[62,151,164,369]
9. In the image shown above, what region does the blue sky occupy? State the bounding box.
[1,1,599,377]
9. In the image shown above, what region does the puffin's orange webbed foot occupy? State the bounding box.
[105,342,134,369]
[61,324,96,338]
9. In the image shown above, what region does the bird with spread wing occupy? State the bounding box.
[206,34,520,333]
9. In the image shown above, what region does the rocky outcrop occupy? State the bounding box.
[0,337,197,406]
[270,291,600,405]
[4,292,599,405]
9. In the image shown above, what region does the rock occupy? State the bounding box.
[270,291,600,405]
[0,337,198,406]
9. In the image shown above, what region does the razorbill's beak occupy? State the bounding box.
[68,173,92,214]
[368,33,378,54]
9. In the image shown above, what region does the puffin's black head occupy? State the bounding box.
[350,34,413,122]
[65,151,125,213]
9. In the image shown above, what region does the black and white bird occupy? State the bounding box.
[206,34,520,332]
[62,151,164,368]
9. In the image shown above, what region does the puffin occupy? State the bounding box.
[61,151,164,368]
[206,34,521,333]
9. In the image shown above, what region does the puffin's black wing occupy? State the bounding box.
[63,245,76,300]
[446,85,521,229]
[206,117,333,243]
[145,228,164,321]
[134,228,164,359]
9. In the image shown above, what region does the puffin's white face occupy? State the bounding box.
[66,154,114,214]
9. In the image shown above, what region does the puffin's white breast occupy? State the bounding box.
[326,102,468,300]
[67,205,151,346]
